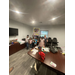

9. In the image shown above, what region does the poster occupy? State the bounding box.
[33,28,40,36]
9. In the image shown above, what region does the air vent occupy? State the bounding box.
[40,22,42,23]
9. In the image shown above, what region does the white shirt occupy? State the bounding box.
[26,38,29,42]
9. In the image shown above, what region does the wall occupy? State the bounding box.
[9,19,33,41]
[33,25,65,47]
[9,19,65,47]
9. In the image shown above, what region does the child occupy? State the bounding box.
[45,39,49,47]
[29,37,33,48]
[32,38,35,48]
[34,37,38,46]
[26,35,29,49]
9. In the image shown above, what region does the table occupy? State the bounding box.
[28,47,65,74]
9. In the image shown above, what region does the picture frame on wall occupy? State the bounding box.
[33,27,40,36]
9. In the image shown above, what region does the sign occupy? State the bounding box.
[33,28,40,36]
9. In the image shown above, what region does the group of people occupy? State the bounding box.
[25,35,38,49]
[25,35,48,49]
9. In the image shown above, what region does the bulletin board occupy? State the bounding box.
[33,27,40,36]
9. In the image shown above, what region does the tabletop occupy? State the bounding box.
[28,47,65,74]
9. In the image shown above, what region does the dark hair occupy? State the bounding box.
[41,37,43,39]
[27,35,29,36]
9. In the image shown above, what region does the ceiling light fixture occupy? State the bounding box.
[49,15,62,21]
[52,18,56,20]
[16,11,20,14]
[9,9,28,14]
[32,21,35,23]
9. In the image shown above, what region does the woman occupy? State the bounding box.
[44,35,48,46]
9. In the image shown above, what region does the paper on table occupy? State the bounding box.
[35,46,38,48]
[50,61,57,67]
[45,48,49,52]
[32,48,38,55]
[42,47,49,52]
[20,41,25,44]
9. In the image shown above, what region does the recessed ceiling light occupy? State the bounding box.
[9,9,28,14]
[16,11,20,13]
[52,18,56,20]
[32,21,35,23]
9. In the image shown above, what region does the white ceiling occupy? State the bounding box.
[9,0,65,26]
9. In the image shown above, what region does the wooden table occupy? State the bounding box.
[28,47,65,74]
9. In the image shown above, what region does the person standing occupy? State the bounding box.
[32,37,35,48]
[29,37,33,48]
[44,35,48,46]
[26,35,29,49]
[34,37,38,46]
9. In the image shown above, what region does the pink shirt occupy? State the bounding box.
[29,40,32,44]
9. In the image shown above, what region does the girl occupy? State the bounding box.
[29,37,33,48]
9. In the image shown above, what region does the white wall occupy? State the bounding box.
[33,25,65,47]
[9,19,65,47]
[9,19,33,41]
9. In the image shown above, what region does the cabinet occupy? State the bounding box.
[9,43,25,56]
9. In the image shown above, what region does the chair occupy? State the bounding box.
[22,38,25,41]
[48,37,52,45]
[49,46,58,53]
[52,38,58,46]
[45,37,52,47]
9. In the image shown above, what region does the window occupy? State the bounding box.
[40,30,48,37]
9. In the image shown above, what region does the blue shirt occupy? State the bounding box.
[34,39,37,44]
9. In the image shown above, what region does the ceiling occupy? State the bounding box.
[9,0,65,26]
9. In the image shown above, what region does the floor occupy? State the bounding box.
[9,48,63,75]
[9,48,35,75]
